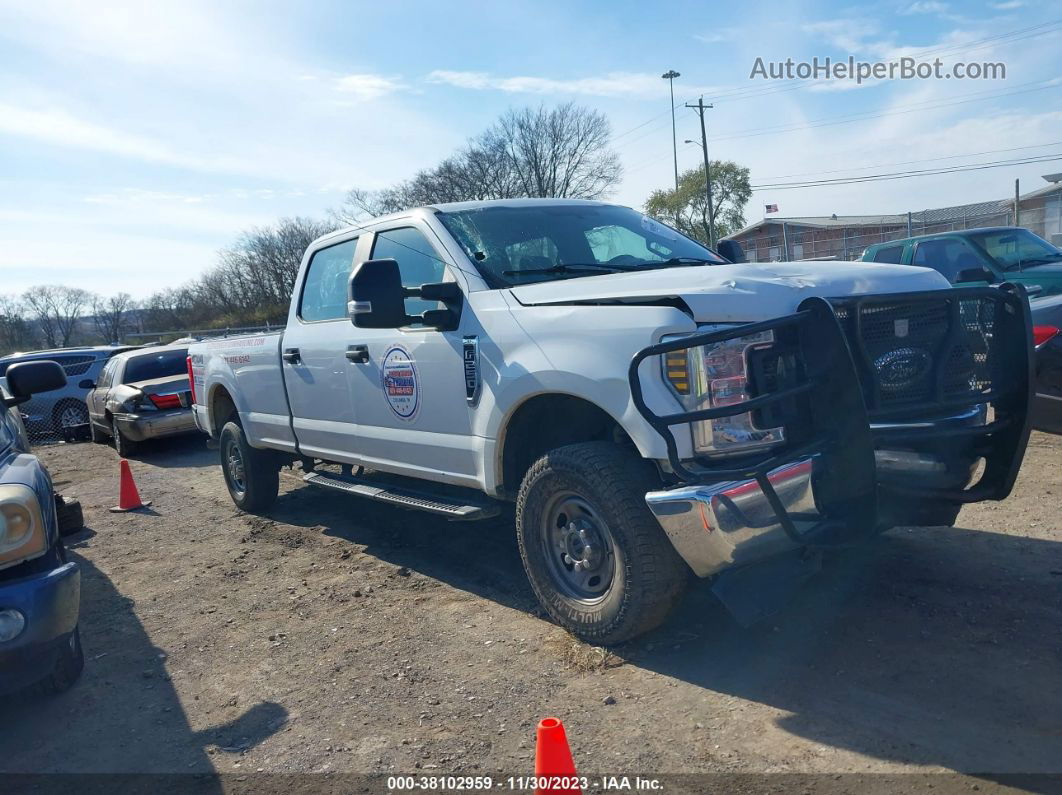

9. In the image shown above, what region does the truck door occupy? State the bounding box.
[345,224,480,486]
[280,234,369,463]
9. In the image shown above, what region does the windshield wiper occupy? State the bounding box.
[1008,253,1062,269]
[654,256,719,267]
[618,256,719,269]
[501,262,638,276]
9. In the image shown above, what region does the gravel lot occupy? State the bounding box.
[1,431,1060,789]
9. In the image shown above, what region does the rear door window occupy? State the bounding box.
[870,245,905,264]
[300,238,359,322]
[97,358,119,389]
[913,239,986,283]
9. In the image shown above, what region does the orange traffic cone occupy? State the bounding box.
[534,717,581,794]
[109,459,151,513]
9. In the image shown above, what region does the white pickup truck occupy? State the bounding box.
[188,199,1032,643]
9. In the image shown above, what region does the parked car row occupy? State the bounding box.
[0,344,198,455]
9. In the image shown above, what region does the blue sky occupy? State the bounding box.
[1,0,1060,297]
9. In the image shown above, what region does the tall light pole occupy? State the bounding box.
[661,70,681,191]
[684,97,716,248]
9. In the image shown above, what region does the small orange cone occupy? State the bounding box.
[534,717,581,794]
[109,459,151,513]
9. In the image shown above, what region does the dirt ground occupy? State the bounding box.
[1,431,1060,790]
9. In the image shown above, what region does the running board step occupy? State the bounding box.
[303,471,502,520]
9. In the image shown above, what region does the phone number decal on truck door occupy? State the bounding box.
[381,346,420,421]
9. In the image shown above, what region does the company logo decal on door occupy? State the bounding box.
[381,345,420,421]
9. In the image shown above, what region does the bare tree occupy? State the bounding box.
[0,295,30,355]
[217,217,336,318]
[332,103,621,224]
[21,285,91,348]
[489,103,622,200]
[140,216,336,332]
[91,292,136,344]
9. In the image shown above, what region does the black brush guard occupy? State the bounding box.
[628,287,1033,547]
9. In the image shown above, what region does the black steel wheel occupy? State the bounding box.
[516,441,689,645]
[219,421,279,513]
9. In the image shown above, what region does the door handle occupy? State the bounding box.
[282,347,301,364]
[346,344,370,364]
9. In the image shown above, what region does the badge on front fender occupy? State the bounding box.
[463,335,479,405]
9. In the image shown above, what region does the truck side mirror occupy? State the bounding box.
[348,259,409,328]
[717,239,745,263]
[955,267,995,284]
[2,360,67,407]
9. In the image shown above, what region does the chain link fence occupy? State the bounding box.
[740,204,1054,263]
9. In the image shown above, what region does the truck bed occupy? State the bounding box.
[189,331,296,452]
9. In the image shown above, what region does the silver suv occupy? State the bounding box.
[0,346,140,441]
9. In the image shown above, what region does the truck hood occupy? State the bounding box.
[508,261,952,323]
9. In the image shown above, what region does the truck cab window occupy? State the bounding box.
[371,227,447,317]
[913,239,986,284]
[871,245,904,264]
[300,238,358,322]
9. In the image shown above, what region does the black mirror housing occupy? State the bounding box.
[349,258,410,328]
[955,268,994,283]
[717,239,745,263]
[4,360,67,403]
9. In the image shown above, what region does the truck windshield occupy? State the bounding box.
[967,228,1062,271]
[437,204,725,287]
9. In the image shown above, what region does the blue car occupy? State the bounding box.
[0,360,84,695]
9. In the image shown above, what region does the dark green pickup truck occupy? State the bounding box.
[862,227,1062,296]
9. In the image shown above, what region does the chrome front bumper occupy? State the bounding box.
[646,458,820,577]
[114,409,197,442]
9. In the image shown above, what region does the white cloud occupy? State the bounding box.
[989,0,1024,8]
[333,73,406,100]
[0,103,178,163]
[902,1,950,14]
[801,21,888,55]
[694,27,741,45]
[426,70,719,99]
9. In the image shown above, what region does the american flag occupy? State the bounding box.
[765,203,778,214]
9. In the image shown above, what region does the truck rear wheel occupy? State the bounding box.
[219,421,279,513]
[516,441,689,645]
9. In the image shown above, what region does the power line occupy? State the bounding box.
[611,18,1062,167]
[750,152,1062,190]
[623,78,1062,175]
[751,140,1062,181]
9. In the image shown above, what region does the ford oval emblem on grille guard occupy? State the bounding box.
[873,347,933,391]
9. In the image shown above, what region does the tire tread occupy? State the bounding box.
[516,441,688,645]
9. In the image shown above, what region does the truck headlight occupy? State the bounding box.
[0,484,48,571]
[662,330,785,457]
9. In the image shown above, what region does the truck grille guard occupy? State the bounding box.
[628,286,1033,548]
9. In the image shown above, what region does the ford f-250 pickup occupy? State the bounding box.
[188,199,1033,644]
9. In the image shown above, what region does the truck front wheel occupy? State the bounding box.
[516,441,689,645]
[219,421,279,513]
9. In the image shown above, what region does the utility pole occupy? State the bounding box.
[661,70,681,191]
[1015,178,1021,227]
[685,97,717,248]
